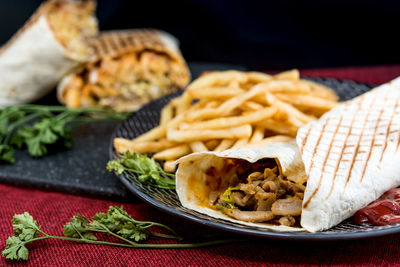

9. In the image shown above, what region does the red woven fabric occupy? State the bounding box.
[2,65,400,266]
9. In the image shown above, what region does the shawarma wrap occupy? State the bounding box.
[0,0,98,107]
[57,29,191,112]
[176,76,400,232]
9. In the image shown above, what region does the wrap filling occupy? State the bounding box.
[208,158,305,227]
[45,0,98,60]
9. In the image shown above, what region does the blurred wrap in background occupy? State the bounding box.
[0,0,399,70]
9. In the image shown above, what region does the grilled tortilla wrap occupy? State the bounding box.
[0,0,98,107]
[176,77,400,232]
[57,29,191,112]
[298,76,400,232]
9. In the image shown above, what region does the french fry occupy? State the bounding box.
[273,69,300,82]
[214,139,235,151]
[189,141,209,152]
[249,126,265,144]
[256,119,298,137]
[160,102,175,125]
[163,160,178,173]
[153,144,191,160]
[275,93,338,111]
[232,138,249,148]
[133,125,167,142]
[217,83,273,114]
[167,124,252,142]
[241,101,264,111]
[180,106,277,130]
[299,79,339,101]
[228,79,241,88]
[265,92,316,124]
[184,82,273,122]
[245,135,294,148]
[187,71,248,91]
[176,92,192,114]
[261,80,310,94]
[113,138,179,154]
[287,115,307,129]
[246,72,272,83]
[187,86,244,99]
[204,139,220,150]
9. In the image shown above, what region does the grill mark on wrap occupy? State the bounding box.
[359,94,388,182]
[90,30,165,60]
[300,126,312,155]
[303,116,342,209]
[378,97,397,163]
[106,34,118,54]
[96,37,109,56]
[326,105,354,199]
[117,33,128,48]
[343,95,377,191]
[306,118,330,175]
[396,132,400,153]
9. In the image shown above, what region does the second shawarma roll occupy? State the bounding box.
[0,0,98,107]
[57,29,191,112]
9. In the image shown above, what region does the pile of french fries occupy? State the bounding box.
[114,69,339,172]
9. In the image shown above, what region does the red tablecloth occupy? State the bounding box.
[2,65,400,266]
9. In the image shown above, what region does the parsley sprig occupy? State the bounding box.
[107,152,176,189]
[2,206,238,261]
[0,105,126,163]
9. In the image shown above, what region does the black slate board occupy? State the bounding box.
[0,62,246,201]
[0,122,132,200]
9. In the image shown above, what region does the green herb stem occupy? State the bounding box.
[1,112,41,144]
[0,104,127,163]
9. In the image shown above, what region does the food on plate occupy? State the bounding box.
[106,151,176,189]
[296,76,400,232]
[0,0,98,107]
[176,142,307,231]
[58,29,191,112]
[114,69,339,171]
[176,76,400,232]
[353,188,400,226]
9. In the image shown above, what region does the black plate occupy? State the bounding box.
[110,77,400,241]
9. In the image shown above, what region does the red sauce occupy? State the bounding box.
[353,188,400,226]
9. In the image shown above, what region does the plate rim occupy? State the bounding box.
[109,77,400,241]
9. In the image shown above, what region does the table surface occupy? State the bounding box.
[1,64,400,266]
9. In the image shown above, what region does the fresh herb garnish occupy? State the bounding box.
[221,186,240,209]
[2,206,238,261]
[0,105,126,163]
[107,151,176,189]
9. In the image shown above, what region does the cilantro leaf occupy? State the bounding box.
[92,206,150,242]
[107,152,176,189]
[12,212,40,241]
[106,160,126,175]
[0,105,126,164]
[0,144,15,163]
[63,215,97,240]
[1,236,29,261]
[0,107,25,137]
[219,186,240,210]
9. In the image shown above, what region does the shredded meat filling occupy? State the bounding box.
[210,158,305,227]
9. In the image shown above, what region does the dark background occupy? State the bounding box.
[1,0,399,70]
